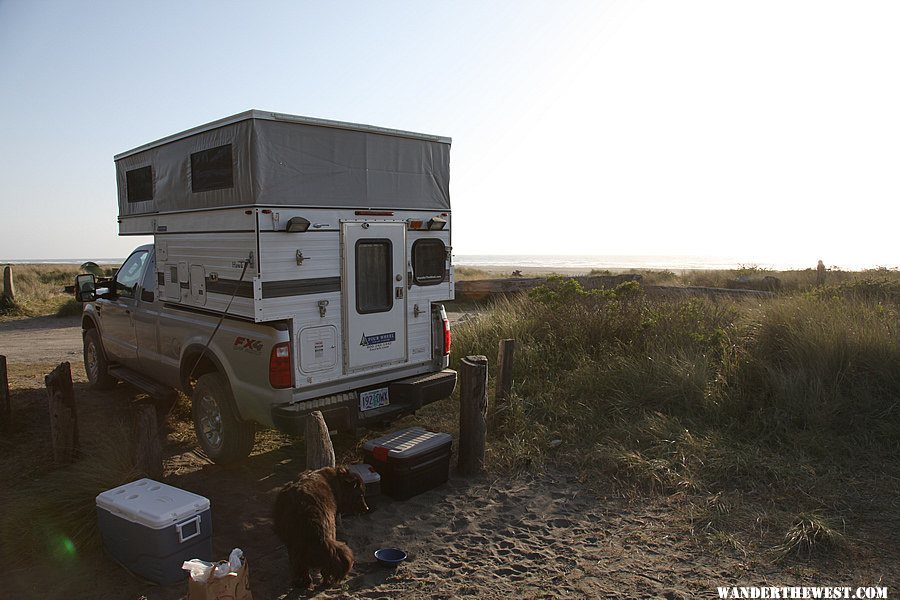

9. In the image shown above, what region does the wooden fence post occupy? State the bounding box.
[458,355,488,476]
[495,339,516,404]
[305,410,335,470]
[133,402,163,479]
[45,362,78,464]
[2,266,14,302]
[0,355,10,432]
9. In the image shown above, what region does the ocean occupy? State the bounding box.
[455,255,835,272]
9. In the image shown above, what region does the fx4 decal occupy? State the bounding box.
[233,336,264,354]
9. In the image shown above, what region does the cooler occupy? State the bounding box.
[96,478,212,585]
[362,427,452,500]
[348,463,382,510]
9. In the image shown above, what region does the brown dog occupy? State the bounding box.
[273,466,369,589]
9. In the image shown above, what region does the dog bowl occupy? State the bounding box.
[374,547,407,566]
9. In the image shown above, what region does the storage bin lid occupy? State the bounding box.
[348,463,381,484]
[363,427,452,459]
[96,479,210,530]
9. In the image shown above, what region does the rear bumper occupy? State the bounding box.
[272,369,457,434]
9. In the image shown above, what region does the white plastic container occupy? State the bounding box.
[348,463,382,509]
[96,478,212,585]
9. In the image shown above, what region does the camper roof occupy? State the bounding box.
[115,110,451,160]
[115,110,451,216]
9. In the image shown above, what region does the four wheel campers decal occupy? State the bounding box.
[359,331,396,350]
[233,336,263,354]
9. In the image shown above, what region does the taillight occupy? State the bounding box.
[443,317,451,356]
[269,342,292,389]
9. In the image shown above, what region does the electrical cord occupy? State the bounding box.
[187,254,252,382]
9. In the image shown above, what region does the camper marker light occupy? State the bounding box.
[408,219,424,230]
[443,317,451,355]
[285,217,311,232]
[427,217,447,230]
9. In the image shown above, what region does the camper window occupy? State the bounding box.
[126,166,153,203]
[191,144,234,193]
[412,239,445,286]
[355,240,393,314]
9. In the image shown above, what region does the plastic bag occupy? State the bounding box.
[183,549,252,600]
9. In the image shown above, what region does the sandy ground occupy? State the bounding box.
[2,317,897,599]
[0,315,83,364]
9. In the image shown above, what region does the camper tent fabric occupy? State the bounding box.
[115,112,451,217]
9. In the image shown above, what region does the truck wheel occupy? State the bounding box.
[191,373,256,465]
[83,329,116,389]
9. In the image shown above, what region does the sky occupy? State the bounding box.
[1,0,898,269]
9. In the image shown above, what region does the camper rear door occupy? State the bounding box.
[342,222,408,373]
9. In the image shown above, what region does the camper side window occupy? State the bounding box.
[356,240,392,314]
[191,144,234,193]
[412,239,446,286]
[126,166,153,203]
[114,250,149,299]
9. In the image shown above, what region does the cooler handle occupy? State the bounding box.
[176,515,202,543]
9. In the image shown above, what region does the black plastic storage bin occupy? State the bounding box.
[362,427,452,500]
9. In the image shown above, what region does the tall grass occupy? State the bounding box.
[0,424,140,567]
[0,264,81,319]
[427,276,900,552]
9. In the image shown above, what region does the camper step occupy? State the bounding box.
[388,369,458,410]
[108,366,177,401]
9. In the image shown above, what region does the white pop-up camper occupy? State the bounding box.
[98,110,455,459]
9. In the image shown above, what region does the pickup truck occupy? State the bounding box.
[75,244,456,464]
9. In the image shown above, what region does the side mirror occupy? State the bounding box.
[75,274,96,302]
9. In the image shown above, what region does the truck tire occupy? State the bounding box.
[191,372,256,465]
[83,328,117,389]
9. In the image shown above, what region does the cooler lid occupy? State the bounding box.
[363,427,452,459]
[96,478,210,529]
[348,463,381,484]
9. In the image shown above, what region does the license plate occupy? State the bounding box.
[359,387,389,412]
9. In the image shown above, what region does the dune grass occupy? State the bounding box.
[0,263,120,320]
[423,275,900,556]
[0,423,141,567]
[0,264,81,319]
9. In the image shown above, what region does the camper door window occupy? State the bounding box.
[114,250,149,299]
[356,240,393,314]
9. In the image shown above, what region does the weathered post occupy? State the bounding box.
[133,402,163,478]
[305,410,335,470]
[2,266,14,302]
[458,355,488,476]
[0,355,10,432]
[495,339,516,404]
[45,362,78,464]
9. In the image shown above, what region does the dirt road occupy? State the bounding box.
[0,315,83,365]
